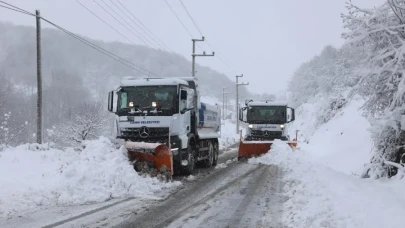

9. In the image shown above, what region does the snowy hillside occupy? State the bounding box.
[289,96,372,175]
[0,22,249,99]
[0,22,251,147]
[288,1,405,178]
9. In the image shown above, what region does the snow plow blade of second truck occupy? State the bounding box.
[237,140,297,160]
[125,141,174,177]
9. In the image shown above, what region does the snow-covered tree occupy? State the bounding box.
[47,101,109,147]
[342,0,405,177]
[288,43,364,108]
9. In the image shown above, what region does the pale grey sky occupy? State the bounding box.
[0,0,384,94]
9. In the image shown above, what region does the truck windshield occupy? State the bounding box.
[247,106,286,124]
[117,86,178,116]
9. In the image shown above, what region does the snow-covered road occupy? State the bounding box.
[165,165,283,228]
[116,162,283,228]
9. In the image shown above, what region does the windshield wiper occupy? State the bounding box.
[142,106,163,115]
[119,106,143,114]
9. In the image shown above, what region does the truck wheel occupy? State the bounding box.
[212,142,219,166]
[181,144,195,175]
[203,141,214,168]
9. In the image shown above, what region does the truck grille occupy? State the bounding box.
[250,130,282,140]
[121,127,169,139]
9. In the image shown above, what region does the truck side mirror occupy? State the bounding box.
[180,90,187,100]
[108,91,114,112]
[287,107,295,122]
[239,107,247,122]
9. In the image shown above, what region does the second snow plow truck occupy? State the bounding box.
[107,77,221,177]
[238,100,298,160]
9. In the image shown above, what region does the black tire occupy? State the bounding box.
[181,144,195,175]
[203,141,214,168]
[212,141,219,166]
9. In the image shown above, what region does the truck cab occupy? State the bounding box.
[239,100,295,141]
[107,77,221,175]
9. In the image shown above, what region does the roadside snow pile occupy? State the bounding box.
[219,119,238,149]
[0,137,180,218]
[248,140,294,167]
[215,163,228,169]
[226,158,237,164]
[249,140,405,228]
[289,96,372,175]
[186,175,196,181]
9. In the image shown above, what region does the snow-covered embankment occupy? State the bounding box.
[249,98,405,227]
[0,137,180,219]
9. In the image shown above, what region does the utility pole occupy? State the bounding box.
[236,75,249,134]
[36,10,43,144]
[222,87,230,120]
[191,36,214,77]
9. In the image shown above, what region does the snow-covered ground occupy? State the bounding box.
[289,96,372,175]
[249,97,405,227]
[219,119,239,149]
[0,137,180,221]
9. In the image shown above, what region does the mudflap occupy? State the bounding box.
[125,141,174,177]
[237,140,298,160]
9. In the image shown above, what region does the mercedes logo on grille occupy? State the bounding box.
[263,131,269,136]
[139,126,150,138]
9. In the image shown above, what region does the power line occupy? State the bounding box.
[179,0,204,37]
[0,4,32,15]
[205,40,233,69]
[175,0,236,73]
[108,0,170,53]
[92,0,152,47]
[164,0,194,38]
[0,0,34,15]
[99,0,158,48]
[0,1,161,77]
[164,0,204,52]
[75,0,139,47]
[42,17,159,76]
[116,0,175,54]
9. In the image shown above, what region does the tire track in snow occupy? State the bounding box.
[226,166,268,227]
[116,163,262,228]
[161,164,285,228]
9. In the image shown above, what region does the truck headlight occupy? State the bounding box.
[280,124,285,129]
[248,124,253,128]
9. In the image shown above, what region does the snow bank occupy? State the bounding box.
[215,163,228,169]
[249,140,405,228]
[0,137,180,218]
[289,96,372,175]
[219,119,238,149]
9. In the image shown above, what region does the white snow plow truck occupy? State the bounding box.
[107,77,221,176]
[237,100,298,160]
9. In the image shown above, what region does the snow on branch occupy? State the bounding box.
[47,100,109,147]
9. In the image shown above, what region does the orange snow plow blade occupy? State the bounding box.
[125,141,174,175]
[237,140,297,160]
[237,130,299,160]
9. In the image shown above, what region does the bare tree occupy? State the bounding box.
[47,100,108,147]
[0,76,10,113]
